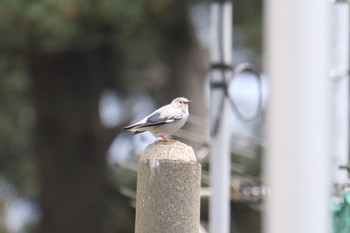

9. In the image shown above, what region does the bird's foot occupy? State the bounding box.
[159,139,176,142]
[159,135,176,142]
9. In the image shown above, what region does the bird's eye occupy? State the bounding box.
[179,101,183,104]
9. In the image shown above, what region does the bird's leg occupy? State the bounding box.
[159,135,176,142]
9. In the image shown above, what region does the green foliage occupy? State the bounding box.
[233,0,263,53]
[0,57,37,197]
[0,0,204,203]
[0,1,264,232]
[0,0,146,51]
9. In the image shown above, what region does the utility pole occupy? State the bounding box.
[329,1,349,185]
[265,0,331,233]
[209,0,232,233]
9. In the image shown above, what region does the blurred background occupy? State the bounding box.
[0,0,264,232]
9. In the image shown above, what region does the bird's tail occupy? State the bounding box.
[123,124,146,135]
[123,124,136,131]
[131,131,144,135]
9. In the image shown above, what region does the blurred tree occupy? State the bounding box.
[0,0,264,232]
[0,0,208,233]
[233,0,263,65]
[28,46,127,233]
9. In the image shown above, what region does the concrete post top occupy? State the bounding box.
[141,141,197,162]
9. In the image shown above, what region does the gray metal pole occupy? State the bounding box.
[264,0,331,232]
[329,2,349,184]
[135,141,201,233]
[209,1,232,233]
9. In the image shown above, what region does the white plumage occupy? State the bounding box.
[124,97,191,142]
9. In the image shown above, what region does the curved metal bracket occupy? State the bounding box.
[229,63,264,122]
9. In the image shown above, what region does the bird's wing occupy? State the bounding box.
[124,105,183,130]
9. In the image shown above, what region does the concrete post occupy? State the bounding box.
[135,141,201,233]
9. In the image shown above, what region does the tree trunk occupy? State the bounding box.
[28,46,114,233]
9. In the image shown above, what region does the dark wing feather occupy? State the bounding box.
[132,130,145,135]
[123,105,183,131]
[140,112,182,127]
[146,112,162,123]
[123,114,164,131]
[123,124,137,130]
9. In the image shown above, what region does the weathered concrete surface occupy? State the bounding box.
[135,141,201,233]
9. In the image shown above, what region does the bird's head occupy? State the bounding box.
[171,97,191,113]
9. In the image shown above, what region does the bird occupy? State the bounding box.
[124,97,191,142]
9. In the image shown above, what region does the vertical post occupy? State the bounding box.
[264,0,330,233]
[329,2,349,184]
[209,1,232,233]
[135,141,201,233]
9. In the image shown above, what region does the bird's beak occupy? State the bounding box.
[184,100,191,104]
